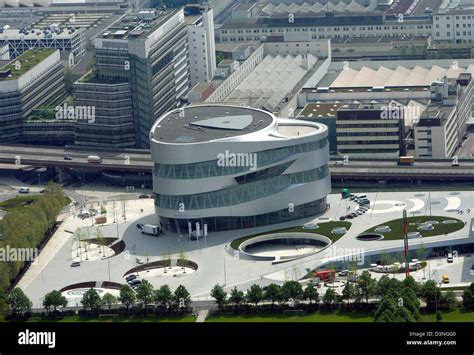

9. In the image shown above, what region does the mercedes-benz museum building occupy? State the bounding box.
[150,104,331,232]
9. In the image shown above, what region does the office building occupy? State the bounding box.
[0,48,65,142]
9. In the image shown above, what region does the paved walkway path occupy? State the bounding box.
[196,309,209,323]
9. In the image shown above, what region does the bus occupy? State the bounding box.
[87,155,102,164]
[397,156,415,166]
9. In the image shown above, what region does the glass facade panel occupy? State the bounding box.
[155,166,329,210]
[160,198,327,232]
[154,138,328,179]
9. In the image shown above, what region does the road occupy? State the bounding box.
[0,144,474,179]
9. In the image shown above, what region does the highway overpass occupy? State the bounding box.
[0,144,474,181]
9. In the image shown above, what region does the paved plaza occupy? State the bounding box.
[12,188,474,307]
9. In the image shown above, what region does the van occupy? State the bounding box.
[87,155,102,164]
[447,253,453,263]
[19,187,30,193]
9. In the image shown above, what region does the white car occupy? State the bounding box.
[19,187,30,193]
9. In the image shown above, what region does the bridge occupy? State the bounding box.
[0,144,474,181]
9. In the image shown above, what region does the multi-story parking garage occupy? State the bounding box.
[150,104,331,233]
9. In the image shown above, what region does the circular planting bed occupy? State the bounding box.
[362,216,464,240]
[239,232,331,261]
[356,233,384,241]
[124,259,198,278]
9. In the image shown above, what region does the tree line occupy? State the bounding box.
[1,271,472,322]
[0,183,69,293]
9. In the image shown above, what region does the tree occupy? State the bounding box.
[342,282,355,307]
[246,284,263,307]
[102,293,117,310]
[229,287,245,309]
[357,271,376,304]
[303,284,319,305]
[462,283,474,309]
[119,285,136,310]
[174,285,191,309]
[442,290,456,310]
[322,288,337,309]
[376,275,392,299]
[95,227,107,256]
[264,283,281,306]
[7,288,32,317]
[402,276,420,297]
[216,52,225,65]
[135,280,154,307]
[421,280,441,310]
[400,287,421,321]
[281,281,303,305]
[74,228,83,259]
[154,285,173,309]
[81,288,102,312]
[43,290,67,312]
[210,284,227,310]
[374,296,397,322]
[392,306,415,322]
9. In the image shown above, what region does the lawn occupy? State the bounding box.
[206,310,373,322]
[364,216,465,241]
[207,308,474,322]
[0,195,43,213]
[23,315,196,323]
[420,308,474,322]
[230,221,352,250]
[1,49,56,80]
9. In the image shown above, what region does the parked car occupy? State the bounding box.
[19,187,30,193]
[136,223,144,230]
[125,274,137,282]
[64,156,73,160]
[138,194,150,199]
[70,261,81,267]
[338,270,349,276]
[346,214,354,219]
[136,258,144,264]
[442,275,450,283]
[339,216,346,221]
[129,279,141,286]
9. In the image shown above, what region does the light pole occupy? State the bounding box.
[223,254,227,286]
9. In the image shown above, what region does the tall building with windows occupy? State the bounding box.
[185,4,216,86]
[433,8,474,43]
[0,48,64,143]
[75,8,191,148]
[150,104,331,233]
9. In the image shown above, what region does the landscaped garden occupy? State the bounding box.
[362,216,465,240]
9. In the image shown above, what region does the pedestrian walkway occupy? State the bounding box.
[196,309,209,323]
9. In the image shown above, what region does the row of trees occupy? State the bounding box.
[1,282,193,319]
[0,183,69,292]
[210,272,459,322]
